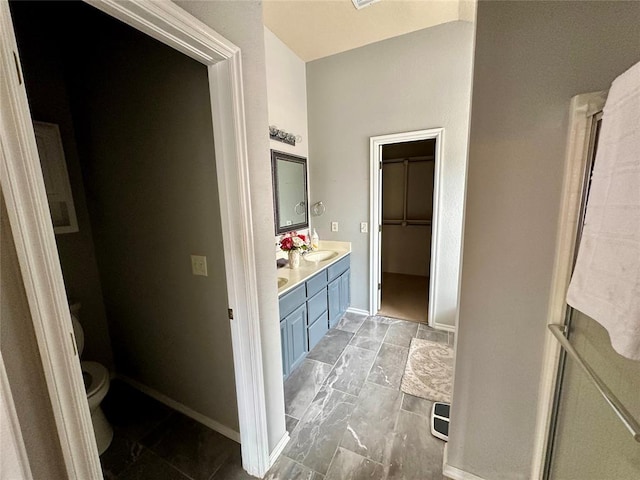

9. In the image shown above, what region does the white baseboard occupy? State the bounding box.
[347,307,370,316]
[116,374,241,443]
[269,431,290,467]
[443,444,487,480]
[432,322,456,333]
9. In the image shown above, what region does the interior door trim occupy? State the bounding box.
[530,91,607,480]
[0,1,271,477]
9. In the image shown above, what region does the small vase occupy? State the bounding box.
[288,250,300,269]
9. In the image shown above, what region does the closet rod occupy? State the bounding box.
[383,156,434,164]
[548,324,640,442]
[382,219,432,226]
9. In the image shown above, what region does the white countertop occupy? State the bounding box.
[277,240,352,296]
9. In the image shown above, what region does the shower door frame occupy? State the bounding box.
[530,91,607,479]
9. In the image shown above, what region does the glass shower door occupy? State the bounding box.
[545,110,640,479]
[547,309,640,479]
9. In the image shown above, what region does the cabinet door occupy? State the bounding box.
[328,278,341,328]
[287,304,307,372]
[339,269,351,315]
[280,319,289,379]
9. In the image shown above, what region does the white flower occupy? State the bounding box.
[292,237,305,248]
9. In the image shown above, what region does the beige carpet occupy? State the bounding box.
[401,338,453,403]
[378,272,428,323]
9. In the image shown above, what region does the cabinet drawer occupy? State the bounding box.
[306,270,328,297]
[279,283,306,320]
[328,255,350,281]
[308,312,329,351]
[307,287,328,324]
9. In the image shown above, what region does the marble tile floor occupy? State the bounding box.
[99,313,454,479]
[276,312,455,480]
[100,380,247,480]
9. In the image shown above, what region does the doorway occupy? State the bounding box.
[369,128,443,327]
[11,0,241,470]
[378,139,435,323]
[0,1,270,477]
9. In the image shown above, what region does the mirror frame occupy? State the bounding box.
[271,149,309,235]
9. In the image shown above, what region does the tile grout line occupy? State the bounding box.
[323,444,343,478]
[206,448,236,480]
[292,316,381,477]
[285,315,402,479]
[363,379,400,393]
[284,316,447,480]
[286,330,359,440]
[361,316,391,384]
[280,453,325,478]
[302,356,337,367]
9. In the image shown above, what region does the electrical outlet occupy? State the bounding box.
[331,221,339,232]
[191,255,208,276]
[360,222,368,233]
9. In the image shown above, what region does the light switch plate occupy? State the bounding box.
[191,255,208,276]
[331,221,339,232]
[360,222,368,233]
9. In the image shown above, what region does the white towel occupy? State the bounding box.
[566,60,640,361]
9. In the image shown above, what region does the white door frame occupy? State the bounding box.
[369,128,444,327]
[0,350,34,480]
[0,1,269,478]
[530,91,607,479]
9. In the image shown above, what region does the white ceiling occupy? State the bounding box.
[263,0,475,62]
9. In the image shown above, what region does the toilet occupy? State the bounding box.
[69,303,113,455]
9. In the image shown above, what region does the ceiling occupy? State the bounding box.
[263,0,475,62]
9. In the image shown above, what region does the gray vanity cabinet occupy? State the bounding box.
[280,318,289,378]
[279,284,307,379]
[327,256,351,328]
[307,286,329,349]
[327,279,341,327]
[279,254,351,378]
[339,269,351,315]
[284,304,307,374]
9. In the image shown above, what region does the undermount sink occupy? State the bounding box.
[277,277,288,288]
[304,250,338,262]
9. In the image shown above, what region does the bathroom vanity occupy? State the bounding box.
[277,241,351,378]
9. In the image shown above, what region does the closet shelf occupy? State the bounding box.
[382,219,432,227]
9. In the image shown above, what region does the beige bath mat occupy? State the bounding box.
[401,338,453,403]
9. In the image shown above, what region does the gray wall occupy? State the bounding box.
[10,1,114,369]
[1,195,67,479]
[64,3,239,432]
[448,2,640,478]
[265,27,309,160]
[172,1,287,452]
[306,21,474,327]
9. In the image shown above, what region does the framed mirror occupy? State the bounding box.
[271,150,309,234]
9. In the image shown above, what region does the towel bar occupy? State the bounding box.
[548,324,640,442]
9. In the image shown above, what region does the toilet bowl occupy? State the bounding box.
[81,361,113,454]
[70,304,113,455]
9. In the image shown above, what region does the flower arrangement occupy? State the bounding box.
[279,231,309,252]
